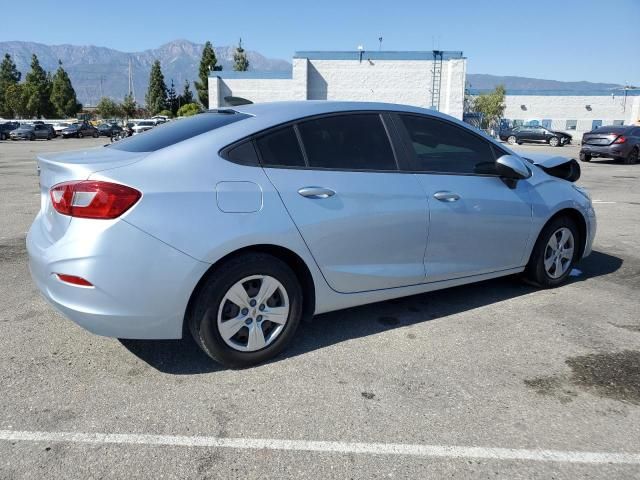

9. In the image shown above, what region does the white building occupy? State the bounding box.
[207,49,640,141]
[501,92,640,139]
[208,50,467,119]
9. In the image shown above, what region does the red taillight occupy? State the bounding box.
[55,274,93,287]
[50,181,141,219]
[613,135,627,144]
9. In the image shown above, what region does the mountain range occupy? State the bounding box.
[0,40,291,106]
[0,40,625,106]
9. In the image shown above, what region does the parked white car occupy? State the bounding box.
[52,122,71,134]
[131,120,156,135]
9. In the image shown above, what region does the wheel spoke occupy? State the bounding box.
[247,324,266,350]
[554,256,563,276]
[226,282,250,308]
[548,234,558,251]
[219,315,246,341]
[264,306,288,325]
[562,247,574,260]
[559,229,570,248]
[256,276,279,305]
[544,255,555,271]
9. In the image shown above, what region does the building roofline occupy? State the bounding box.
[293,50,465,60]
[211,71,293,79]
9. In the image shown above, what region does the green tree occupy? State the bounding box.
[194,41,221,108]
[4,83,27,118]
[95,97,122,119]
[0,53,22,118]
[180,79,194,106]
[145,60,167,116]
[167,79,178,116]
[121,93,137,120]
[233,38,249,72]
[177,102,201,117]
[50,60,81,118]
[23,54,54,118]
[471,85,506,129]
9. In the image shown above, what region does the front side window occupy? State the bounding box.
[297,114,397,171]
[398,114,497,175]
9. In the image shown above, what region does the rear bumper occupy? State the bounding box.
[580,144,630,158]
[27,214,209,339]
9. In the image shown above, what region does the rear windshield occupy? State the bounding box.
[109,112,249,152]
[591,126,628,134]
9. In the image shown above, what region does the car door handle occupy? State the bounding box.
[433,191,461,202]
[298,187,336,199]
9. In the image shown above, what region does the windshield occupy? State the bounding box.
[109,111,250,152]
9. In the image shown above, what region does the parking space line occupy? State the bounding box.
[1,429,639,465]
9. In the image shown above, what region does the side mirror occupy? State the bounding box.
[496,154,531,180]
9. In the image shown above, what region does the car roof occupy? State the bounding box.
[230,100,442,122]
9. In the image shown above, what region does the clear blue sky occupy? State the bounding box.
[1,0,638,84]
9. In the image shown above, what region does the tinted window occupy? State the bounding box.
[297,114,396,170]
[225,141,259,165]
[256,126,305,167]
[399,114,496,175]
[110,112,249,152]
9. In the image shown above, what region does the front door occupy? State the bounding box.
[393,113,533,281]
[257,114,429,293]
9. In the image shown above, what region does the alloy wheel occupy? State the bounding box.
[217,275,290,352]
[544,227,574,279]
[507,136,517,145]
[549,137,559,147]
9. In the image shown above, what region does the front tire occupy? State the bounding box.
[507,135,517,145]
[580,152,591,162]
[78,132,83,138]
[188,253,303,368]
[549,136,560,147]
[524,216,580,288]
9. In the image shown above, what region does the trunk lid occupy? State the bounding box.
[521,153,581,182]
[582,132,619,146]
[36,146,148,242]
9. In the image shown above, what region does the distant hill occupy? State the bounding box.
[467,73,623,94]
[0,40,291,106]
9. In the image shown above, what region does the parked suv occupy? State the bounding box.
[500,125,572,147]
[580,125,640,164]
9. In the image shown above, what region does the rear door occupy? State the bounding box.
[260,113,429,293]
[392,113,533,281]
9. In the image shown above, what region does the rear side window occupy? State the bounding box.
[255,126,305,167]
[110,112,249,152]
[398,114,497,175]
[297,114,397,171]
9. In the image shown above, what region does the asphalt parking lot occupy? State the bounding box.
[0,137,639,478]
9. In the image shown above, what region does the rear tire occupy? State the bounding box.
[78,132,83,138]
[624,148,638,165]
[524,216,580,288]
[188,253,303,368]
[580,153,591,162]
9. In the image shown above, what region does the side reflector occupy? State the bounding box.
[55,274,94,287]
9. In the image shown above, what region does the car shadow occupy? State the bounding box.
[120,250,622,374]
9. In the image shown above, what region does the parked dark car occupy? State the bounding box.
[499,125,572,147]
[10,124,53,141]
[580,125,640,164]
[0,121,19,140]
[61,122,99,139]
[97,123,123,137]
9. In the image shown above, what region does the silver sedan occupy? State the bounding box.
[27,101,596,367]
